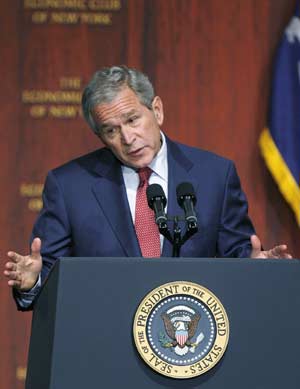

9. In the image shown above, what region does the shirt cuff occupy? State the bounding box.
[14,274,41,308]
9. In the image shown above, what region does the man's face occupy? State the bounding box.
[92,87,164,169]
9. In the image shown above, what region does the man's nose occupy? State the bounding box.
[120,126,135,145]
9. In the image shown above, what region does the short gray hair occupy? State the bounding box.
[82,65,155,135]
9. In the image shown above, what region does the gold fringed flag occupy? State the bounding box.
[259,8,300,226]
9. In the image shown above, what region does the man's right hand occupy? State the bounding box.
[4,237,42,291]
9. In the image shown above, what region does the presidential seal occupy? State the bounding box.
[133,281,229,379]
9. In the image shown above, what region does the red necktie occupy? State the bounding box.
[135,167,161,257]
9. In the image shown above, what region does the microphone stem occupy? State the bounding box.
[172,217,182,257]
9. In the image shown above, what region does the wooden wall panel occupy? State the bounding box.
[1,4,24,389]
[1,1,298,387]
[143,0,298,252]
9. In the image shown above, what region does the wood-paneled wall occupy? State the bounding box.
[1,1,298,387]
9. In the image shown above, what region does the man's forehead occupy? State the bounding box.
[92,89,145,123]
[93,105,140,125]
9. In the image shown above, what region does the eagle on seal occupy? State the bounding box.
[161,307,201,356]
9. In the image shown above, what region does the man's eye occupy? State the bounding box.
[103,128,116,136]
[128,116,138,123]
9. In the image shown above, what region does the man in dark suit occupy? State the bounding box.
[4,66,291,310]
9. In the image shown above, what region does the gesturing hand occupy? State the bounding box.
[250,235,292,259]
[4,237,43,291]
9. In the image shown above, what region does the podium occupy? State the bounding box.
[26,257,300,388]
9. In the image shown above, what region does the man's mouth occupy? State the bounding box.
[127,147,145,156]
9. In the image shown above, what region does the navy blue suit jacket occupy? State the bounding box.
[31,137,254,286]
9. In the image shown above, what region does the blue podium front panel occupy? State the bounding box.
[26,258,300,389]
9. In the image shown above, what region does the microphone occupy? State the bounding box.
[146,184,168,226]
[176,182,197,227]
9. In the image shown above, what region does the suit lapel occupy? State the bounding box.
[162,139,199,257]
[91,149,141,257]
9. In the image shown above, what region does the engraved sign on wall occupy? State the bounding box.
[24,0,122,25]
[22,77,83,119]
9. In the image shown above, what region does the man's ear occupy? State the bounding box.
[152,96,164,126]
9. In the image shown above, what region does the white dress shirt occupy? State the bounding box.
[122,131,168,250]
